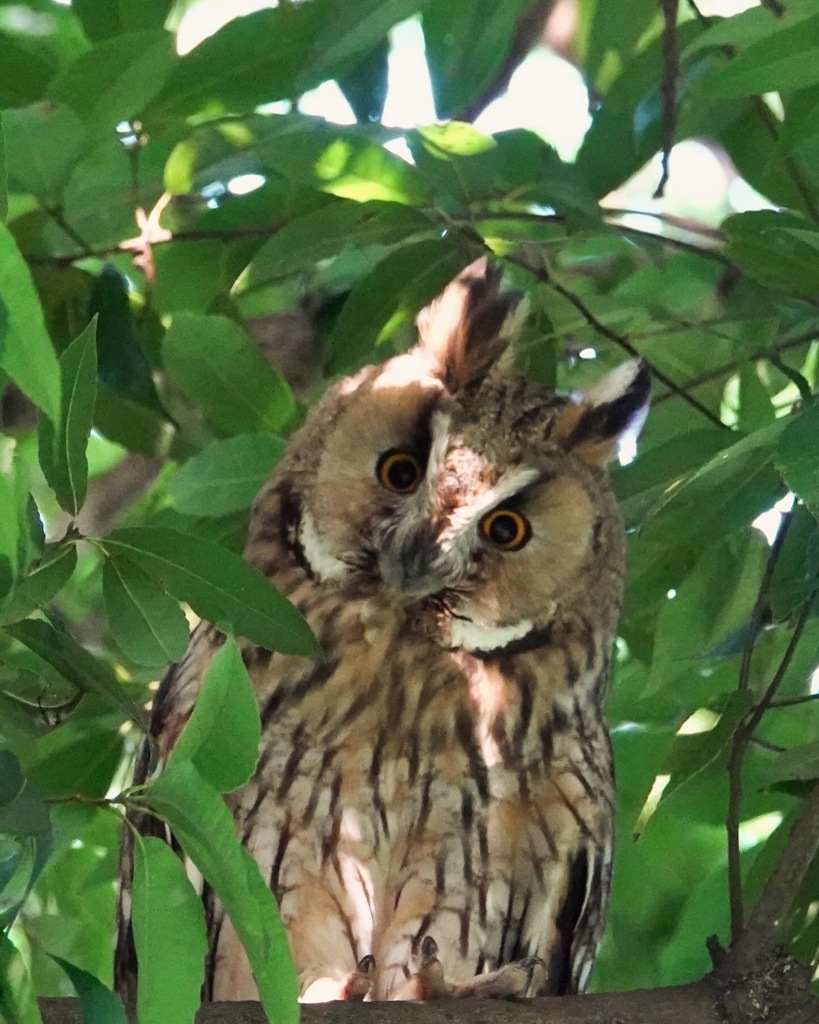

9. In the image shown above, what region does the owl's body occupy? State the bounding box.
[116,263,649,1002]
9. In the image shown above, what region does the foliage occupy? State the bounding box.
[0,0,818,1021]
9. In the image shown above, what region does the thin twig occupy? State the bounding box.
[653,328,819,404]
[686,0,819,222]
[744,596,815,740]
[734,778,819,969]
[25,222,290,266]
[502,249,728,428]
[604,206,726,242]
[654,0,680,199]
[768,692,819,709]
[42,205,94,257]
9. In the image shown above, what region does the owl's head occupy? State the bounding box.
[280,261,649,655]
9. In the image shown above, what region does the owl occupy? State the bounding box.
[115,260,650,1003]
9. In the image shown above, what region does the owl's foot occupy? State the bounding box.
[301,955,376,1002]
[393,937,546,1000]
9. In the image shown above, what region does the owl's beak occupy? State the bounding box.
[377,526,448,598]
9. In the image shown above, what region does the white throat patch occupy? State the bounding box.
[299,512,347,580]
[449,616,534,653]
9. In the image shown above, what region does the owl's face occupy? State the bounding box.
[287,265,649,654]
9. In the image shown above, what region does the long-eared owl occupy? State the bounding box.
[116,260,650,1002]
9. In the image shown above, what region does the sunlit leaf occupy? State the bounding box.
[103,556,189,668]
[49,31,177,131]
[0,221,60,421]
[325,237,476,373]
[3,619,147,730]
[168,434,286,517]
[50,955,127,1024]
[0,932,44,1024]
[102,527,316,656]
[776,404,819,521]
[38,317,98,517]
[0,546,78,627]
[141,760,298,1024]
[163,314,297,436]
[132,836,207,1024]
[245,199,433,289]
[171,638,260,792]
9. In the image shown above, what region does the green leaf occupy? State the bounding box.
[776,404,819,521]
[102,556,189,668]
[168,435,286,517]
[2,103,88,205]
[647,532,767,693]
[0,471,19,601]
[0,220,61,421]
[38,317,98,517]
[759,740,819,785]
[423,0,531,119]
[635,691,754,837]
[150,1,432,120]
[3,619,147,729]
[49,956,127,1024]
[102,527,317,656]
[163,314,297,436]
[0,112,7,224]
[132,836,207,1024]
[325,238,477,374]
[141,760,298,1024]
[0,932,44,1024]
[0,545,78,627]
[93,386,181,459]
[49,31,177,131]
[90,265,163,411]
[723,211,819,298]
[19,720,124,800]
[245,200,433,289]
[72,0,174,41]
[0,750,51,836]
[172,638,261,792]
[697,14,819,99]
[0,32,56,107]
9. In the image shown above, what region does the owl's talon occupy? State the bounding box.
[419,936,439,964]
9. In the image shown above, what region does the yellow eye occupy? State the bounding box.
[480,508,531,551]
[377,450,423,494]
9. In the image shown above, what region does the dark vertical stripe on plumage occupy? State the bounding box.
[497,883,516,964]
[477,818,489,926]
[455,706,489,802]
[434,842,447,896]
[275,722,307,799]
[551,779,594,837]
[303,746,338,825]
[202,882,218,1001]
[552,849,588,995]
[369,732,389,836]
[320,774,343,863]
[508,889,531,963]
[270,814,292,894]
[460,788,474,886]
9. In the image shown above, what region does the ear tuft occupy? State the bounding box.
[416,258,521,393]
[558,360,651,465]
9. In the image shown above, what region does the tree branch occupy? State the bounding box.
[501,249,728,429]
[654,0,680,199]
[734,779,819,970]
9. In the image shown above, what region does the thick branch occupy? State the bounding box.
[40,984,721,1024]
[733,779,819,971]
